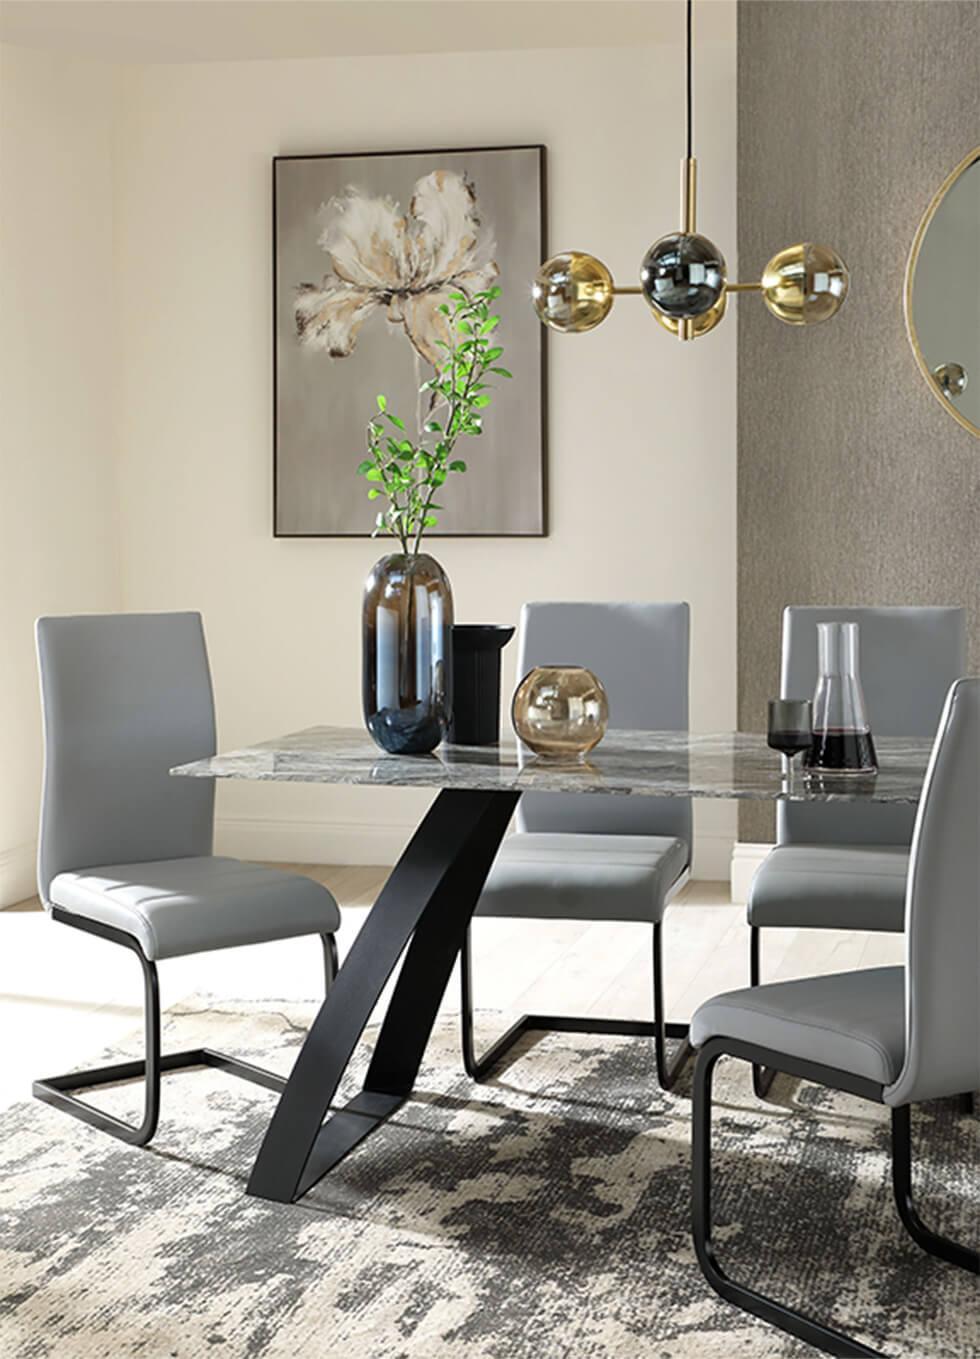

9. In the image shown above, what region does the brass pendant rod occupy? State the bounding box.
[613,282,761,299]
[528,0,849,341]
[678,155,698,340]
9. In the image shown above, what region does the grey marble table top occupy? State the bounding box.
[172,728,933,803]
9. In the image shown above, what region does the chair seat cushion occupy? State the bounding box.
[49,856,341,960]
[475,832,689,924]
[691,966,906,1086]
[747,844,909,932]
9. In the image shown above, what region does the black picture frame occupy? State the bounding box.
[272,143,548,539]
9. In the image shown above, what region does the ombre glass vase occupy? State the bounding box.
[362,553,453,755]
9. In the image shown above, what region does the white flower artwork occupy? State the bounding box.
[274,146,546,537]
[295,170,499,367]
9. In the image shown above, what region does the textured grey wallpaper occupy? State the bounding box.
[737,0,980,841]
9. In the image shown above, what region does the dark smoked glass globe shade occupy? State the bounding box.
[640,232,727,319]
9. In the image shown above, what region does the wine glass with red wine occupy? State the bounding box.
[767,699,813,791]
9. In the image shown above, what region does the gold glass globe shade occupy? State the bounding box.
[932,362,968,400]
[531,252,614,333]
[512,665,609,757]
[762,243,849,325]
[650,289,728,338]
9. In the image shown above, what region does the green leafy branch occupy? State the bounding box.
[356,285,512,555]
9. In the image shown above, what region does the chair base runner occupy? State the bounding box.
[35,907,337,1149]
[33,1048,287,1147]
[693,1036,979,1359]
[461,921,693,1092]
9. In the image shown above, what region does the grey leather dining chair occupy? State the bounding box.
[33,612,341,1147]
[461,601,694,1092]
[748,605,966,1097]
[692,677,979,1358]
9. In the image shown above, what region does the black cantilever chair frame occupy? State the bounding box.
[693,677,980,1356]
[33,909,338,1148]
[461,911,693,1092]
[32,611,342,1147]
[748,605,967,1103]
[693,1037,978,1359]
[460,600,695,1094]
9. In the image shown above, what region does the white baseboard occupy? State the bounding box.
[0,819,752,902]
[214,816,417,867]
[0,822,755,906]
[730,841,773,905]
[0,841,37,909]
[218,815,737,883]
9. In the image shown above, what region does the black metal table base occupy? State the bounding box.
[295,1091,405,1197]
[246,788,520,1205]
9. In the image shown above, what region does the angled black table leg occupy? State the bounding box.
[247,787,519,1205]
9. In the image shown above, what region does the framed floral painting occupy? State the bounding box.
[273,144,547,536]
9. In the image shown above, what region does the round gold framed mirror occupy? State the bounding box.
[904,147,980,438]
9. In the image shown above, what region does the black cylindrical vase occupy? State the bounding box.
[362,553,453,755]
[449,624,515,745]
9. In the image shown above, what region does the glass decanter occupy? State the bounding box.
[804,621,877,775]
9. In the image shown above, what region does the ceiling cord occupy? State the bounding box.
[686,0,693,160]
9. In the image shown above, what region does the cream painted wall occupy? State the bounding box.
[114,32,738,877]
[0,17,738,899]
[0,45,122,905]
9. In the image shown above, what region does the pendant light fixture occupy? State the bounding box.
[532,0,849,340]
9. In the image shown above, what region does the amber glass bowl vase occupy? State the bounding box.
[511,665,609,758]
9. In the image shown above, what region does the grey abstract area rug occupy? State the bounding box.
[0,999,976,1359]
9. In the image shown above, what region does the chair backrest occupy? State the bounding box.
[516,601,692,848]
[778,606,966,847]
[885,678,980,1107]
[36,613,217,904]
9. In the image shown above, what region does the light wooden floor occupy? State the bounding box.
[0,867,902,1111]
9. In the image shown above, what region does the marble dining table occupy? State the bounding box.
[172,727,933,1206]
